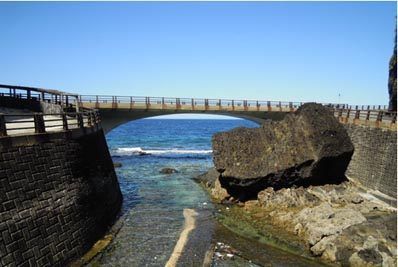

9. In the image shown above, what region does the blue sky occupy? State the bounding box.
[0,2,396,106]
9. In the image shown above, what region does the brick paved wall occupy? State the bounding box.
[0,129,122,266]
[345,124,397,199]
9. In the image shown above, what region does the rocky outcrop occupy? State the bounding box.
[253,182,397,266]
[388,29,397,112]
[212,103,354,200]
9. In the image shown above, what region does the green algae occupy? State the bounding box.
[214,204,333,266]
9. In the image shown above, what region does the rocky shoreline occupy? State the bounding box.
[196,103,397,266]
[195,169,397,266]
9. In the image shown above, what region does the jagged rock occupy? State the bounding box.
[159,167,178,174]
[310,235,337,256]
[212,103,354,200]
[257,187,320,209]
[349,249,383,266]
[211,177,230,202]
[293,203,366,246]
[193,167,219,188]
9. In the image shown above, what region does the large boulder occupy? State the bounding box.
[212,103,354,200]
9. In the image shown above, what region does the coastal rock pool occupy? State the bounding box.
[88,117,324,266]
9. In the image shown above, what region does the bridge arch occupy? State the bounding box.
[99,109,288,134]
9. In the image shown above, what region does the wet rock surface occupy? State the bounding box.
[255,182,397,266]
[196,167,397,266]
[212,103,354,200]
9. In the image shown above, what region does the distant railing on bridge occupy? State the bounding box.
[0,110,100,137]
[78,95,388,112]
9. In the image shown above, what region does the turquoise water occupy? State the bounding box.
[94,119,258,266]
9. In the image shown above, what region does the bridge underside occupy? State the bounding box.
[99,109,288,134]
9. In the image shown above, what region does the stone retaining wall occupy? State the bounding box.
[345,124,397,200]
[0,129,122,266]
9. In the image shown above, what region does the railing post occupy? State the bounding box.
[366,110,370,121]
[338,108,343,118]
[0,114,7,137]
[256,101,259,111]
[191,98,194,110]
[205,99,209,111]
[95,95,99,109]
[145,97,149,109]
[391,113,397,128]
[62,113,68,131]
[355,110,360,119]
[76,95,81,112]
[232,100,235,111]
[87,112,93,127]
[114,96,118,109]
[279,101,282,111]
[130,96,134,110]
[77,113,84,128]
[176,98,180,109]
[27,89,31,99]
[289,102,293,112]
[95,111,100,125]
[219,99,221,110]
[354,110,360,125]
[267,101,271,111]
[34,113,45,133]
[162,97,166,110]
[376,111,383,122]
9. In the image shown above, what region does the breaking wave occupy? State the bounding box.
[112,147,213,157]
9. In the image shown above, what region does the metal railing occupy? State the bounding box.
[0,110,100,137]
[332,108,396,129]
[78,95,342,112]
[0,84,80,110]
[78,95,388,112]
[0,83,395,135]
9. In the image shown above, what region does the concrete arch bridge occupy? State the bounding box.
[0,84,395,137]
[77,95,395,133]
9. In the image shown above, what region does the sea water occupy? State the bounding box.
[92,118,324,267]
[94,118,258,266]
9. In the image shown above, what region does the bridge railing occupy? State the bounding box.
[0,110,100,137]
[332,108,396,129]
[0,84,80,110]
[78,95,352,111]
[78,94,389,112]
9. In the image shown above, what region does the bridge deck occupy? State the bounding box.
[0,84,396,136]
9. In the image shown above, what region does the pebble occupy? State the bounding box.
[215,252,223,258]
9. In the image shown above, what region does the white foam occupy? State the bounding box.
[113,147,212,156]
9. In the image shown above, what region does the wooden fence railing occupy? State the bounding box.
[0,110,100,137]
